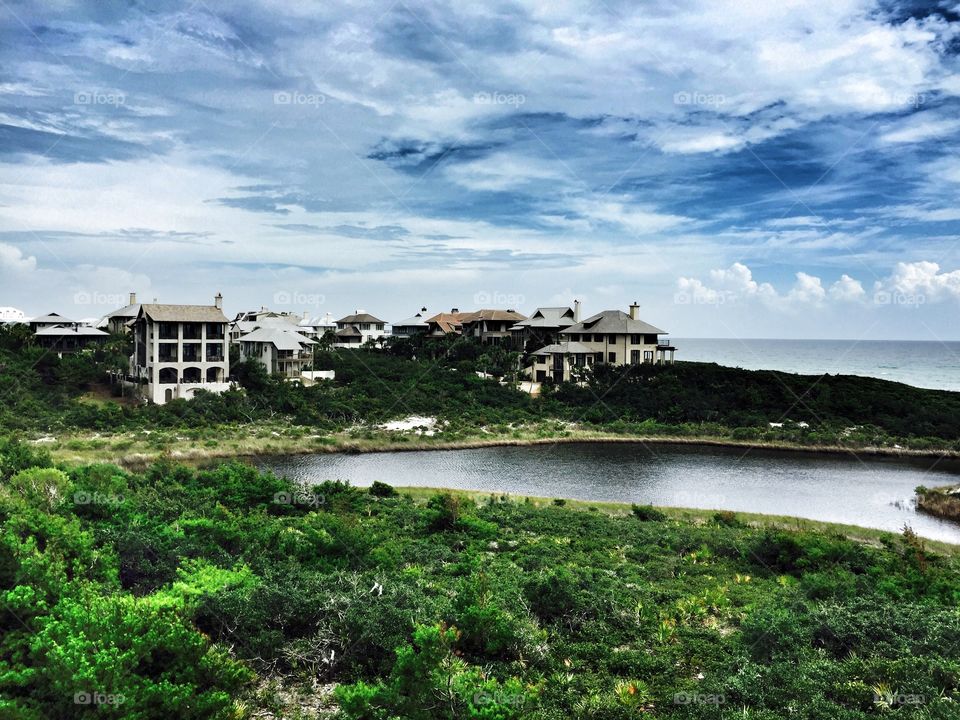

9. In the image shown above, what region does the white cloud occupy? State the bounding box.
[829,274,866,301]
[875,261,960,302]
[879,116,960,144]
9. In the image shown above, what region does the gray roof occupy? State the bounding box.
[561,310,665,336]
[392,313,429,327]
[139,304,229,323]
[335,325,362,337]
[30,312,72,324]
[512,306,576,328]
[531,340,596,356]
[337,313,385,324]
[102,303,141,320]
[238,326,316,350]
[35,324,108,337]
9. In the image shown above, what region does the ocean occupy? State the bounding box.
[672,338,960,392]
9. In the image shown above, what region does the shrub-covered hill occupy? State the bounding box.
[3,326,960,452]
[1,441,958,719]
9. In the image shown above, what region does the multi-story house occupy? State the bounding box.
[333,311,386,348]
[459,309,527,346]
[99,292,141,334]
[229,307,300,343]
[510,303,579,352]
[424,309,468,338]
[391,307,430,338]
[530,303,676,383]
[29,312,73,332]
[237,326,316,378]
[129,294,231,404]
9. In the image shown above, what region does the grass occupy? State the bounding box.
[37,420,960,467]
[394,485,960,555]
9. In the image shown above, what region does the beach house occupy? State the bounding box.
[129,294,231,404]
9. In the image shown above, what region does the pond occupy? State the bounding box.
[256,443,960,542]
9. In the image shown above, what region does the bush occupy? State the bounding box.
[369,481,398,497]
[631,504,666,521]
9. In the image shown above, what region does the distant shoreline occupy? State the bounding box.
[54,430,960,469]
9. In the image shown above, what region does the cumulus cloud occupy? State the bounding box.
[678,262,960,313]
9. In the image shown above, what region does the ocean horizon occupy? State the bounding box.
[672,338,960,392]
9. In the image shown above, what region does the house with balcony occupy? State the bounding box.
[391,307,430,338]
[459,309,527,346]
[333,311,386,348]
[238,326,316,378]
[229,307,300,343]
[530,303,676,383]
[511,303,579,352]
[129,294,231,404]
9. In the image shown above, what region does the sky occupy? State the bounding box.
[1,0,959,340]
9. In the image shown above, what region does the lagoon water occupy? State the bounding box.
[673,338,960,391]
[257,443,960,543]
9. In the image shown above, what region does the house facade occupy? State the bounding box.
[391,307,430,338]
[531,303,676,382]
[334,311,386,347]
[298,311,336,341]
[511,303,578,351]
[35,323,109,354]
[459,309,527,346]
[99,292,141,334]
[238,326,316,378]
[130,294,231,404]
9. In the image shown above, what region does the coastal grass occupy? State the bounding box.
[37,420,960,468]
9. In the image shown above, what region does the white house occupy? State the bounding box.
[35,323,109,355]
[391,307,430,338]
[129,294,231,404]
[334,311,386,347]
[298,311,337,341]
[238,325,316,378]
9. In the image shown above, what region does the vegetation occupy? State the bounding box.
[1,441,958,718]
[916,484,960,523]
[2,325,960,458]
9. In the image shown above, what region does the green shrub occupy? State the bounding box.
[369,481,398,497]
[631,504,666,521]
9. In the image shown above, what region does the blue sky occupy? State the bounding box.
[1,0,959,339]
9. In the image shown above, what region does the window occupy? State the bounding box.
[574,354,585,367]
[631,350,640,364]
[158,322,178,340]
[630,334,641,344]
[206,344,224,362]
[607,351,616,363]
[644,350,654,363]
[158,343,178,362]
[594,334,604,342]
[596,353,604,364]
[207,323,224,339]
[182,343,201,362]
[609,335,618,343]
[182,323,202,340]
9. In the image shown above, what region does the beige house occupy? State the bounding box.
[530,303,676,382]
[130,294,231,404]
[99,292,141,334]
[334,311,386,347]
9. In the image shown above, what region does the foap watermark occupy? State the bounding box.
[673,290,735,306]
[673,692,725,706]
[274,90,326,108]
[473,91,526,108]
[873,290,925,308]
[474,290,525,307]
[273,490,325,508]
[73,491,125,506]
[73,290,129,307]
[673,90,725,108]
[274,290,326,308]
[74,90,125,107]
[74,691,125,706]
[472,690,530,709]
[874,690,925,709]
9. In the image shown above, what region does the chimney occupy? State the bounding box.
[451,307,459,314]
[421,306,427,312]
[215,292,223,310]
[129,291,137,305]
[303,310,309,321]
[573,299,581,322]
[629,301,639,320]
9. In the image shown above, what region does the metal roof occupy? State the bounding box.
[561,310,665,336]
[512,307,576,328]
[237,326,316,350]
[531,340,596,355]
